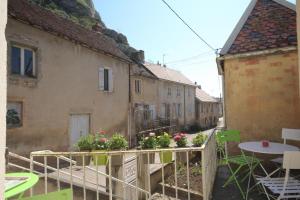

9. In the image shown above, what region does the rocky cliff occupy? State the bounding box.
[28,0,142,62]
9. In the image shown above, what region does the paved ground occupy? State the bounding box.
[212,166,267,200]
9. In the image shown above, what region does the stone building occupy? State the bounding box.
[144,62,196,130]
[6,0,133,154]
[195,87,219,130]
[217,0,300,142]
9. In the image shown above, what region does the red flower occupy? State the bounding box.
[174,135,182,142]
[99,138,107,143]
[99,130,106,134]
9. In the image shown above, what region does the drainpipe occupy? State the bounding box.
[128,63,132,147]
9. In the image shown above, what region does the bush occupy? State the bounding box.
[140,133,157,149]
[75,134,93,151]
[157,132,171,148]
[192,133,208,147]
[173,132,188,147]
[108,133,128,150]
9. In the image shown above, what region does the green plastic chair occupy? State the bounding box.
[217,130,260,199]
[20,189,73,200]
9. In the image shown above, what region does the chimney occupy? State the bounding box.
[131,50,145,63]
[92,22,104,33]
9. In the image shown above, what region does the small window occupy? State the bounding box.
[176,86,180,96]
[7,102,22,128]
[11,45,36,77]
[167,87,171,96]
[99,67,113,92]
[135,79,141,94]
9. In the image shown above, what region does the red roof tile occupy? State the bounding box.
[225,0,297,55]
[8,0,131,62]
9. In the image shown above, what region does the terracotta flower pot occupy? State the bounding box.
[141,152,155,164]
[159,150,173,163]
[75,155,91,166]
[92,150,108,166]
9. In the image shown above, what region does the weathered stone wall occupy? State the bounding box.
[0,0,7,197]
[6,18,130,154]
[196,101,219,129]
[224,51,300,143]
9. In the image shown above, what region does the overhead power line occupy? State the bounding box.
[161,0,216,52]
[165,51,214,64]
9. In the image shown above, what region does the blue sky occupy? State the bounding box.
[94,0,296,97]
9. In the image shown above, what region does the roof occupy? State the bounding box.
[8,0,131,62]
[220,0,296,55]
[143,62,195,86]
[195,88,218,103]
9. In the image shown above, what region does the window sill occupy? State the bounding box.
[9,75,38,88]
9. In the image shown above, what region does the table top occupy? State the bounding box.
[238,141,299,155]
[5,172,39,199]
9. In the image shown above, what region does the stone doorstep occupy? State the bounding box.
[158,182,203,200]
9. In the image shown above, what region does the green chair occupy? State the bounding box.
[20,189,73,200]
[217,130,260,199]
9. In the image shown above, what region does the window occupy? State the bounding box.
[176,86,180,96]
[176,103,181,117]
[7,102,22,128]
[135,79,141,94]
[11,45,36,77]
[99,67,113,92]
[167,87,171,96]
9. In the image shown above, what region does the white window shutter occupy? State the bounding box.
[99,67,104,90]
[109,69,113,92]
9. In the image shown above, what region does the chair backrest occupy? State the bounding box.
[283,151,300,169]
[218,130,241,143]
[282,128,300,144]
[20,189,73,200]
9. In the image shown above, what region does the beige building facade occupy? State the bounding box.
[195,87,219,130]
[217,0,300,143]
[6,1,132,154]
[0,0,7,197]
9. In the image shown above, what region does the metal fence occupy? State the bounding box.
[8,131,218,200]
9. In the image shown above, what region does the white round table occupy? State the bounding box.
[239,141,299,154]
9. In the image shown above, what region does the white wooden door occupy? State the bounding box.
[69,114,90,149]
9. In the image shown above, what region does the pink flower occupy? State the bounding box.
[174,135,182,142]
[99,138,107,143]
[180,133,186,137]
[100,130,106,134]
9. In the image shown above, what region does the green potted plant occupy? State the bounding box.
[92,131,109,166]
[108,133,128,166]
[192,133,208,158]
[157,132,173,163]
[139,132,157,164]
[75,134,93,166]
[173,132,188,163]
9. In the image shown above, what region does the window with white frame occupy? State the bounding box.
[11,45,36,77]
[7,102,22,128]
[167,87,171,96]
[99,67,113,92]
[135,79,141,94]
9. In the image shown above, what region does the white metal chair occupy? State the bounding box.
[257,151,300,200]
[271,128,300,164]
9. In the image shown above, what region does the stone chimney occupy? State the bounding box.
[92,22,104,33]
[131,50,145,63]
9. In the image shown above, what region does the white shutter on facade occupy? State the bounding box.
[109,68,113,92]
[98,67,104,90]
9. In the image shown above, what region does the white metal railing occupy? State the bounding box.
[8,131,218,200]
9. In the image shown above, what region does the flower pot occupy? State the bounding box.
[92,150,108,166]
[141,152,155,164]
[111,154,123,167]
[75,155,91,166]
[159,150,173,163]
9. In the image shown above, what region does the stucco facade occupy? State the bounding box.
[6,18,131,154]
[223,51,300,142]
[0,0,7,197]
[298,0,300,94]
